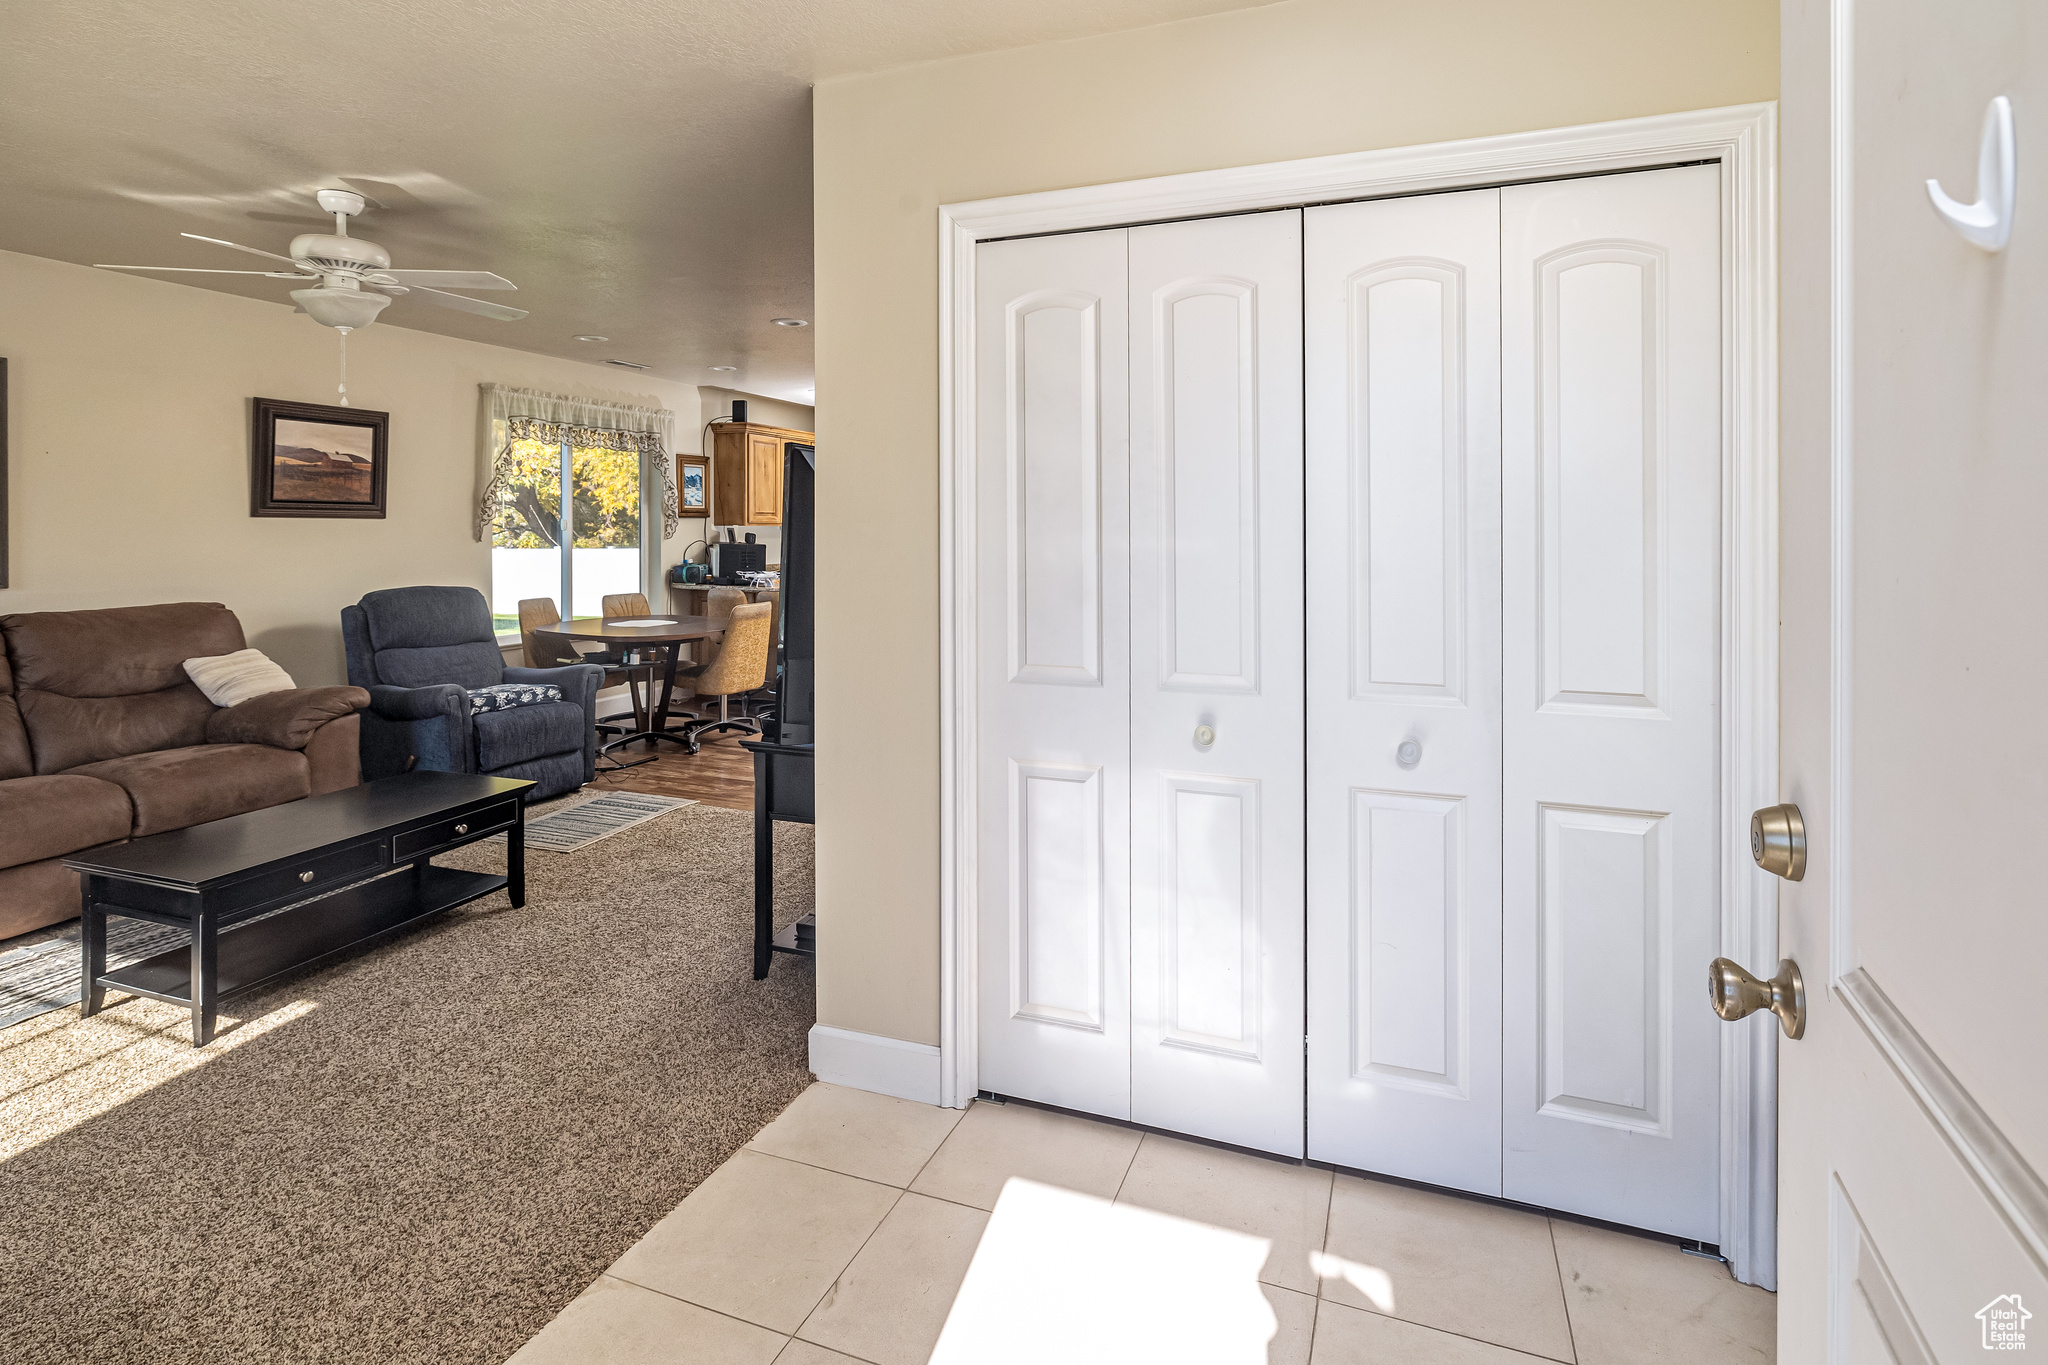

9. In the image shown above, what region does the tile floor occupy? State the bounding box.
[508,1084,1775,1365]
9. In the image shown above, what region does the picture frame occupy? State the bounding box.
[678,452,711,518]
[251,397,388,519]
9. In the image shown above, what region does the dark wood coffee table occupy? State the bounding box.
[65,772,532,1046]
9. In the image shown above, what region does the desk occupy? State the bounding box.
[666,583,775,617]
[532,615,725,751]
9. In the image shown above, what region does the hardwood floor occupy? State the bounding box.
[588,729,757,810]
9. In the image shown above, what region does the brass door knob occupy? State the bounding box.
[1750,803,1806,881]
[1708,957,1806,1039]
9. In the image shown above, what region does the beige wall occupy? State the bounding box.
[812,0,1780,1046]
[0,248,700,684]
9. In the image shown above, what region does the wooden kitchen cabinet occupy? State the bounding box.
[711,421,811,526]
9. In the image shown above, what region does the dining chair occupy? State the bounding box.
[519,596,653,739]
[601,592,653,618]
[677,602,773,752]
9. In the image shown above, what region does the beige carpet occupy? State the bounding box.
[0,800,816,1364]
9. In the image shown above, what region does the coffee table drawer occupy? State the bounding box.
[219,836,387,915]
[391,800,519,863]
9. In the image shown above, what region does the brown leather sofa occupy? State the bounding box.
[0,602,368,940]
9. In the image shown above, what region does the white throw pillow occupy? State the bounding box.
[183,648,297,708]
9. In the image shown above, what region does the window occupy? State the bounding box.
[490,433,646,634]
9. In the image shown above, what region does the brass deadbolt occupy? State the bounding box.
[1750,803,1806,881]
[1708,957,1806,1039]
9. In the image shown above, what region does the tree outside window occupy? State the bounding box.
[491,434,644,631]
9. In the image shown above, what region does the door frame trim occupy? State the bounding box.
[936,101,1781,1286]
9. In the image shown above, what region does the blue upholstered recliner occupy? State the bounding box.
[341,586,602,801]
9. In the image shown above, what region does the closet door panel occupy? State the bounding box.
[1305,189,1504,1194]
[1500,165,1722,1240]
[1129,210,1305,1156]
[975,229,1133,1118]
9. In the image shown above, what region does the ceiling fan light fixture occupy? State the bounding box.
[291,285,391,330]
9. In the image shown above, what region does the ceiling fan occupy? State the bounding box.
[95,188,528,331]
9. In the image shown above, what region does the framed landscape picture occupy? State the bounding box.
[251,397,388,518]
[678,452,710,517]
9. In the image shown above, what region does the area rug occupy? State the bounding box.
[0,801,815,1365]
[508,789,697,852]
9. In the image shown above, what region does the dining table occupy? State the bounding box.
[529,614,728,756]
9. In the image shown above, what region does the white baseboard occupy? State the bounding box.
[808,1024,945,1106]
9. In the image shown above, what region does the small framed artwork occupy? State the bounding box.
[678,452,711,518]
[251,397,388,519]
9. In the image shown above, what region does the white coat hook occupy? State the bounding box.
[1927,95,2016,252]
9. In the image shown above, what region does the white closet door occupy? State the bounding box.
[1500,166,1722,1239]
[1126,211,1305,1156]
[1304,189,1505,1192]
[974,228,1133,1118]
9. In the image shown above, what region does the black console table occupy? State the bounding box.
[742,738,814,979]
[65,772,531,1046]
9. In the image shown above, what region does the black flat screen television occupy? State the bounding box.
[775,442,816,744]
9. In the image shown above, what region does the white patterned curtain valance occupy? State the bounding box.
[474,384,678,541]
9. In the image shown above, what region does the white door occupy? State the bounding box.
[1304,188,1506,1193]
[1499,165,1725,1239]
[974,227,1133,1119]
[1128,210,1305,1156]
[1778,3,2048,1356]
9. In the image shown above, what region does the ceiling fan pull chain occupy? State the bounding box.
[337,326,349,406]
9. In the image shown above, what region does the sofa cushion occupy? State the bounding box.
[0,650,32,781]
[4,602,246,772]
[0,774,132,871]
[5,602,245,697]
[473,699,585,772]
[18,686,218,774]
[67,744,311,838]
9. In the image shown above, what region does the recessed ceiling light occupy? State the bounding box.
[709,365,738,372]
[772,318,809,328]
[572,334,609,343]
[604,359,651,370]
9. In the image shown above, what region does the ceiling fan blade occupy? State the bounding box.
[374,269,516,290]
[397,285,528,321]
[96,264,314,278]
[180,232,300,265]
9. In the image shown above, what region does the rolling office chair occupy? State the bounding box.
[666,584,749,716]
[676,602,773,753]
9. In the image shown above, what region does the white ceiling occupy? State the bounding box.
[0,0,1269,401]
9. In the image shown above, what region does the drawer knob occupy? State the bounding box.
[454,823,469,835]
[298,871,314,883]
